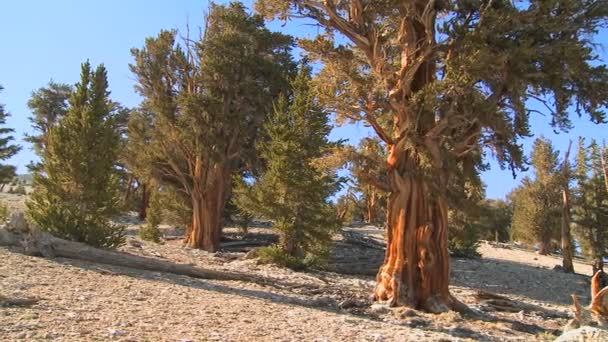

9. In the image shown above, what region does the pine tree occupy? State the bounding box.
[130,3,295,251]
[349,138,388,224]
[256,0,608,310]
[124,109,155,220]
[511,137,562,254]
[560,141,575,273]
[25,81,72,156]
[26,62,125,248]
[235,65,341,268]
[0,85,22,188]
[573,138,608,267]
[140,188,162,243]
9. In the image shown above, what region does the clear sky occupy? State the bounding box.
[0,0,606,199]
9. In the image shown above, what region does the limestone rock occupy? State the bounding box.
[555,326,608,342]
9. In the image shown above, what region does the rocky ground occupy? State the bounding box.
[0,195,596,341]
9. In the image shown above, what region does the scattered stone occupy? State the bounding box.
[108,328,123,337]
[393,308,418,319]
[405,317,429,328]
[338,298,366,309]
[555,326,608,342]
[244,249,259,260]
[370,303,390,314]
[128,239,143,248]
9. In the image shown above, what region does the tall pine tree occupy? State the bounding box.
[235,64,341,267]
[25,82,72,157]
[130,3,295,251]
[256,0,608,311]
[511,137,561,254]
[573,138,608,267]
[27,62,124,248]
[0,85,21,188]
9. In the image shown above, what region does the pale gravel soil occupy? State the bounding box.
[0,194,597,341]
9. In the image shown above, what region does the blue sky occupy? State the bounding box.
[0,0,606,199]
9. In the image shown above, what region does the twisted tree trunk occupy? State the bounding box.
[374,150,462,313]
[184,163,227,252]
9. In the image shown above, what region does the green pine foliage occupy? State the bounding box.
[572,138,608,260]
[140,189,162,243]
[235,65,341,269]
[0,200,9,222]
[130,2,295,250]
[510,137,562,253]
[26,62,125,248]
[0,85,22,186]
[25,81,72,157]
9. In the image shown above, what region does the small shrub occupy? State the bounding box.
[13,184,26,195]
[449,222,481,258]
[237,212,252,235]
[140,190,162,243]
[257,245,307,270]
[0,201,9,222]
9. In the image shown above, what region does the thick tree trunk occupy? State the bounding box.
[538,241,549,256]
[184,163,227,252]
[561,141,574,273]
[138,183,150,221]
[374,166,456,312]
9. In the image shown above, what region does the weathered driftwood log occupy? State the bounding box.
[0,213,288,288]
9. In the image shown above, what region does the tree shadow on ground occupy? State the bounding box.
[329,239,591,306]
[41,251,558,342]
[451,256,591,306]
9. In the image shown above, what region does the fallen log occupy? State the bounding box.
[341,228,386,250]
[0,295,39,307]
[0,213,296,288]
[474,290,569,318]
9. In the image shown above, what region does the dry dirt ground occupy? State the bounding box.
[0,196,596,341]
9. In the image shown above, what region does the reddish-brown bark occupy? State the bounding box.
[364,190,377,223]
[138,183,150,221]
[374,160,455,312]
[184,162,227,252]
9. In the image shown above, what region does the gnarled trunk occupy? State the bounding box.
[184,163,227,252]
[374,153,456,312]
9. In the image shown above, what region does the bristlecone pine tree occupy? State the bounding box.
[139,188,162,243]
[235,65,341,268]
[573,138,608,269]
[511,137,562,255]
[256,1,608,311]
[25,82,72,157]
[124,109,155,220]
[0,85,21,187]
[349,137,388,224]
[27,62,125,248]
[130,3,295,251]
